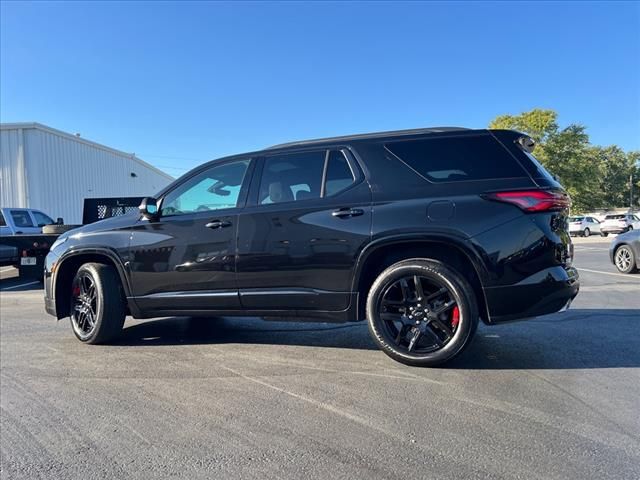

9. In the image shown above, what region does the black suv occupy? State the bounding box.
[44,127,579,366]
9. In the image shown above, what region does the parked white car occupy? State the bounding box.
[600,213,640,236]
[568,215,602,237]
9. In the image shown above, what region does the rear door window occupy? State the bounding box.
[385,135,527,183]
[10,210,35,228]
[0,211,6,227]
[324,150,356,196]
[259,151,326,204]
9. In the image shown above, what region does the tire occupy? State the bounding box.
[43,224,81,234]
[69,263,125,344]
[613,245,637,274]
[583,228,590,237]
[366,259,479,367]
[602,232,609,237]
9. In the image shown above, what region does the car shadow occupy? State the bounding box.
[0,273,44,292]
[448,308,640,370]
[116,316,378,350]
[115,309,640,369]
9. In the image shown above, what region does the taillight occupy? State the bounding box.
[483,190,571,212]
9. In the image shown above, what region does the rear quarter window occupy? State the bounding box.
[385,135,527,183]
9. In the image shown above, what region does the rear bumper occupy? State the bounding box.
[601,226,627,234]
[483,266,579,323]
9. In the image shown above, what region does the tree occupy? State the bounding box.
[489,109,639,212]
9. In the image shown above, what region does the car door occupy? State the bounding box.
[129,158,254,313]
[8,209,41,234]
[0,211,11,237]
[31,210,56,230]
[236,148,372,311]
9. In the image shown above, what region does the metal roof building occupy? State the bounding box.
[0,123,173,224]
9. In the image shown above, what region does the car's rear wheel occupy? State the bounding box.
[583,228,590,237]
[614,245,637,274]
[366,259,478,367]
[70,263,125,343]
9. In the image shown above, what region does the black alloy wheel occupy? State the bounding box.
[367,259,478,367]
[69,263,126,344]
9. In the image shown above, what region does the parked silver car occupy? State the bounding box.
[600,214,640,236]
[568,215,602,237]
[609,230,640,273]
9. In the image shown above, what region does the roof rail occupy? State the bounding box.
[266,126,470,150]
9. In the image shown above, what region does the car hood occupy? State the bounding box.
[615,230,640,242]
[62,214,138,240]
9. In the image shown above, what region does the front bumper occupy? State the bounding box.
[43,251,58,317]
[483,265,580,323]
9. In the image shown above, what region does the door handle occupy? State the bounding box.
[205,220,232,229]
[332,208,364,218]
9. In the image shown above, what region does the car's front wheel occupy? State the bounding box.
[614,245,637,274]
[70,263,126,343]
[366,259,478,367]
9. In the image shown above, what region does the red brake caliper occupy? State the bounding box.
[451,306,460,329]
[72,286,81,297]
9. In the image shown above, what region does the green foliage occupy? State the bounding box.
[489,109,639,212]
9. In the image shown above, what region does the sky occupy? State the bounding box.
[1,1,639,177]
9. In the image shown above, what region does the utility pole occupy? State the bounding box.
[629,173,634,212]
[631,174,634,212]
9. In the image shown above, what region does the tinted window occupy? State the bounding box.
[605,215,625,220]
[0,211,5,227]
[569,216,584,222]
[11,210,34,228]
[325,151,356,196]
[386,135,527,182]
[259,151,325,204]
[161,160,250,216]
[32,211,54,227]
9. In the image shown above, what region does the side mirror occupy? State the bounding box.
[56,217,64,225]
[139,197,159,220]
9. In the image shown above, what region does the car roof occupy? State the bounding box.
[265,126,476,150]
[159,126,511,196]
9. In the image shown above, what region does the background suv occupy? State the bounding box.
[600,214,640,236]
[44,127,579,366]
[568,215,602,237]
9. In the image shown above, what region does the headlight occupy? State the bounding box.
[50,236,68,250]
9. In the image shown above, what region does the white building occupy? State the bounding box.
[0,123,173,224]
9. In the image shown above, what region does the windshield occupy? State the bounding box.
[568,216,584,222]
[605,214,625,220]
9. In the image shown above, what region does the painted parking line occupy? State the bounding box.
[0,281,41,291]
[578,268,640,280]
[0,267,16,272]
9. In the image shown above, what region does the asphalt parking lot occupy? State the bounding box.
[1,236,639,480]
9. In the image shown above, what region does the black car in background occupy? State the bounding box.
[44,127,579,366]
